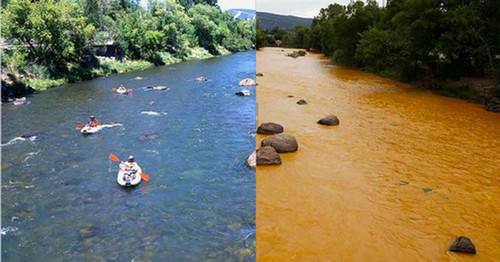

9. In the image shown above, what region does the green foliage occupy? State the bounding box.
[24,78,65,91]
[2,0,95,72]
[259,0,499,86]
[1,0,254,92]
[256,25,268,49]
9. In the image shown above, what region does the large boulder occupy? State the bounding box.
[239,78,256,86]
[317,115,340,126]
[256,146,281,165]
[448,236,476,254]
[257,122,284,135]
[261,133,298,153]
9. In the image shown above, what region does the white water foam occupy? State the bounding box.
[1,136,37,147]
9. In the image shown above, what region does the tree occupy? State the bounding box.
[2,0,95,72]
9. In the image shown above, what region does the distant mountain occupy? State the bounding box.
[257,12,313,30]
[228,9,256,20]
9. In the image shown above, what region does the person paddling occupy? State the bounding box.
[121,155,139,173]
[88,115,99,127]
[116,84,127,93]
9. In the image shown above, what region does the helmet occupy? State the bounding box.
[90,115,95,120]
[128,155,135,162]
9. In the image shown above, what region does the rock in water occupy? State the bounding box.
[257,122,284,135]
[318,115,340,126]
[246,151,256,168]
[239,78,256,86]
[195,76,208,82]
[449,236,476,254]
[139,133,160,141]
[256,73,264,77]
[261,133,298,153]
[256,146,281,165]
[235,90,251,96]
[13,97,27,105]
[80,226,100,239]
[296,99,307,105]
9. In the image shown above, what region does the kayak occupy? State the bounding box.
[117,164,142,187]
[80,125,102,135]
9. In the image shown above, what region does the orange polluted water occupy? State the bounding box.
[256,48,500,261]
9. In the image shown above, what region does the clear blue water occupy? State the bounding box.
[1,51,256,260]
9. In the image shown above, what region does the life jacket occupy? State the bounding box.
[124,162,137,171]
[88,120,99,127]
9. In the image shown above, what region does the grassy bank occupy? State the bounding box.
[3,46,222,92]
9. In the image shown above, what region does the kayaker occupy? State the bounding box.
[116,84,127,93]
[88,116,99,127]
[122,155,139,174]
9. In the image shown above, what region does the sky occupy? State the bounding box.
[256,0,384,18]
[218,0,255,11]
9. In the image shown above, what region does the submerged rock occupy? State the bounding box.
[261,133,298,153]
[318,115,340,126]
[256,73,264,77]
[79,226,100,239]
[449,236,476,254]
[399,180,409,186]
[296,99,307,105]
[256,146,281,165]
[422,187,432,193]
[257,122,284,135]
[246,151,256,168]
[239,78,256,86]
[288,95,294,98]
[139,132,160,141]
[235,90,251,96]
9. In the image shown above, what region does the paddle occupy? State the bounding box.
[77,122,112,129]
[109,153,150,181]
[140,172,150,181]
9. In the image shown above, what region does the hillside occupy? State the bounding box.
[257,12,312,30]
[228,9,256,20]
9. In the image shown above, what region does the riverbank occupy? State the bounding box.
[298,49,500,112]
[256,47,500,260]
[1,46,231,101]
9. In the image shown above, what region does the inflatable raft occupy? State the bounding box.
[117,164,142,187]
[80,125,102,135]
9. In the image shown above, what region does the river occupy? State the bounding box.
[2,51,256,260]
[256,48,500,261]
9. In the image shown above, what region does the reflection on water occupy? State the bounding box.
[257,48,500,261]
[2,52,256,260]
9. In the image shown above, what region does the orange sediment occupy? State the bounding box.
[256,47,500,261]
